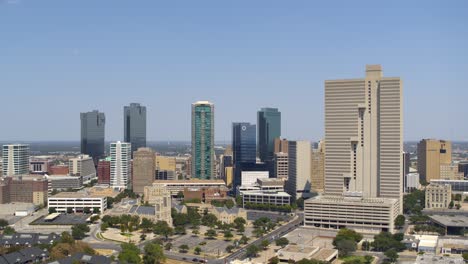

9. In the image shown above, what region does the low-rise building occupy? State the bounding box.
[30,159,52,175]
[425,183,452,209]
[0,176,48,206]
[150,180,227,197]
[46,175,83,192]
[438,237,468,254]
[304,195,398,233]
[415,254,464,264]
[183,186,229,203]
[414,235,439,253]
[47,192,107,213]
[48,165,69,175]
[68,155,96,183]
[125,205,172,225]
[430,179,468,193]
[276,245,338,263]
[183,203,247,224]
[141,184,172,224]
[0,247,49,264]
[0,233,60,248]
[242,190,291,207]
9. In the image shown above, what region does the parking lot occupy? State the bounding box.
[171,233,234,257]
[246,210,293,222]
[31,213,90,225]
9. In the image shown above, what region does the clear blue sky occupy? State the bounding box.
[1,0,467,142]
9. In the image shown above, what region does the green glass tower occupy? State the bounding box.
[191,101,215,179]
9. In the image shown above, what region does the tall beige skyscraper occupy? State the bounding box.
[417,139,452,183]
[310,140,325,193]
[133,148,156,195]
[285,140,312,200]
[324,65,402,202]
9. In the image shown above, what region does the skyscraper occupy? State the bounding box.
[110,141,132,190]
[2,144,30,176]
[133,147,156,195]
[417,139,451,183]
[285,140,312,200]
[191,101,215,179]
[80,110,105,162]
[304,65,403,233]
[232,123,256,165]
[310,140,325,193]
[124,103,147,154]
[257,108,281,163]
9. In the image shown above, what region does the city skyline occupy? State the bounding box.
[1,1,467,142]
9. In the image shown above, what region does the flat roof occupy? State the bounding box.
[430,215,468,228]
[153,179,225,184]
[306,195,398,205]
[49,192,105,199]
[242,190,291,197]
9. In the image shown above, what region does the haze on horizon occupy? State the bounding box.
[1,0,467,142]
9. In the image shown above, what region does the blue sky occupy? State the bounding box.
[1,0,467,142]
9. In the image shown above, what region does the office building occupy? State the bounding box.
[0,161,2,177]
[150,179,227,196]
[233,162,268,191]
[110,141,132,190]
[232,122,256,165]
[311,141,325,193]
[403,152,410,177]
[132,148,155,195]
[2,144,30,176]
[49,165,69,175]
[97,158,111,185]
[124,103,147,154]
[141,184,172,224]
[224,166,233,186]
[241,171,269,187]
[404,173,420,193]
[0,176,48,206]
[274,138,289,153]
[242,190,291,207]
[47,175,83,191]
[155,155,176,171]
[191,101,215,179]
[430,179,468,193]
[80,110,105,162]
[68,155,96,183]
[440,163,464,180]
[156,170,176,180]
[286,141,312,200]
[30,159,51,175]
[425,183,452,209]
[220,154,233,183]
[48,192,107,213]
[257,108,281,163]
[417,139,451,183]
[183,186,229,203]
[304,65,403,233]
[274,152,288,180]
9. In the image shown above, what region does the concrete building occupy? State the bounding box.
[49,165,69,175]
[242,190,291,207]
[430,179,468,193]
[304,65,402,233]
[274,138,288,154]
[405,173,420,193]
[132,148,156,195]
[97,158,111,185]
[155,170,176,180]
[0,160,2,177]
[458,162,468,179]
[220,154,233,184]
[191,101,215,179]
[110,141,132,190]
[241,171,269,187]
[156,155,176,171]
[30,159,51,175]
[46,175,83,191]
[183,186,229,203]
[286,140,312,200]
[425,183,452,209]
[0,176,48,206]
[124,103,147,154]
[440,163,464,180]
[80,110,105,162]
[141,184,172,224]
[403,152,411,184]
[48,192,107,213]
[2,144,30,176]
[417,139,452,183]
[68,155,96,183]
[274,152,288,180]
[149,179,227,196]
[311,141,325,193]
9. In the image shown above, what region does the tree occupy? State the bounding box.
[234,217,246,230]
[153,221,173,240]
[71,224,90,240]
[49,207,57,214]
[201,213,218,227]
[83,207,91,214]
[164,243,172,251]
[90,215,100,223]
[394,215,405,229]
[204,229,217,239]
[140,234,146,241]
[224,230,233,240]
[463,252,468,261]
[119,243,141,264]
[335,239,356,257]
[364,255,374,264]
[194,246,202,255]
[143,243,165,264]
[246,244,259,258]
[403,190,425,214]
[269,256,280,264]
[226,245,235,253]
[275,237,289,247]
[384,249,399,263]
[0,219,9,229]
[371,232,406,252]
[239,235,249,245]
[454,193,462,201]
[449,200,454,209]
[61,231,75,244]
[140,218,154,233]
[178,244,189,253]
[101,222,109,232]
[176,191,184,200]
[225,199,235,209]
[261,239,270,250]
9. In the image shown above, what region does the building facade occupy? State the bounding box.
[2,144,30,176]
[142,184,172,224]
[274,152,288,180]
[133,148,156,195]
[68,155,96,183]
[274,138,289,154]
[417,139,451,183]
[232,122,256,165]
[257,108,281,163]
[48,192,107,213]
[286,141,312,200]
[30,159,51,175]
[149,180,227,196]
[310,141,325,193]
[97,158,111,185]
[124,103,147,154]
[191,101,215,179]
[80,110,105,162]
[0,176,48,206]
[439,163,464,180]
[425,183,452,209]
[110,141,132,190]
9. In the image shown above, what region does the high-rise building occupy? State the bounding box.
[257,108,281,163]
[285,141,312,200]
[124,103,147,154]
[232,123,256,165]
[417,139,452,183]
[310,141,325,193]
[191,101,215,179]
[305,65,403,233]
[274,138,289,154]
[97,158,111,185]
[2,144,30,176]
[274,152,288,180]
[80,110,105,162]
[68,155,96,183]
[133,148,156,195]
[220,155,233,184]
[110,141,132,190]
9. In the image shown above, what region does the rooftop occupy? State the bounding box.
[306,195,398,205]
[429,215,468,228]
[153,179,225,184]
[242,190,291,197]
[50,192,106,199]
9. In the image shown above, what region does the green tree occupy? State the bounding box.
[225,199,235,209]
[153,221,173,240]
[233,217,246,231]
[119,243,141,264]
[226,245,235,253]
[335,239,356,257]
[164,243,172,251]
[384,249,399,263]
[224,230,233,240]
[192,227,200,236]
[246,244,259,258]
[194,246,202,255]
[269,256,280,264]
[261,239,270,250]
[71,224,90,240]
[178,244,189,253]
[454,194,462,201]
[463,252,468,261]
[394,215,405,229]
[140,218,154,233]
[364,255,374,264]
[204,229,217,239]
[0,219,9,229]
[143,243,165,264]
[449,200,454,209]
[48,207,57,214]
[140,234,146,241]
[371,232,406,252]
[175,225,186,235]
[101,222,109,232]
[201,213,218,227]
[239,235,249,244]
[275,237,289,247]
[60,231,75,244]
[83,207,91,214]
[176,191,184,200]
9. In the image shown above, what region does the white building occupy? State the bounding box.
[241,171,268,187]
[48,192,107,213]
[110,141,132,190]
[405,173,420,193]
[242,190,291,207]
[274,152,288,180]
[286,140,312,200]
[2,144,30,176]
[68,154,96,183]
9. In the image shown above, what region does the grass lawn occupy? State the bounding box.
[340,255,374,264]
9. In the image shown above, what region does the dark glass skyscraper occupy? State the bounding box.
[257,107,281,162]
[124,103,147,154]
[191,101,215,179]
[80,110,105,162]
[232,122,256,165]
